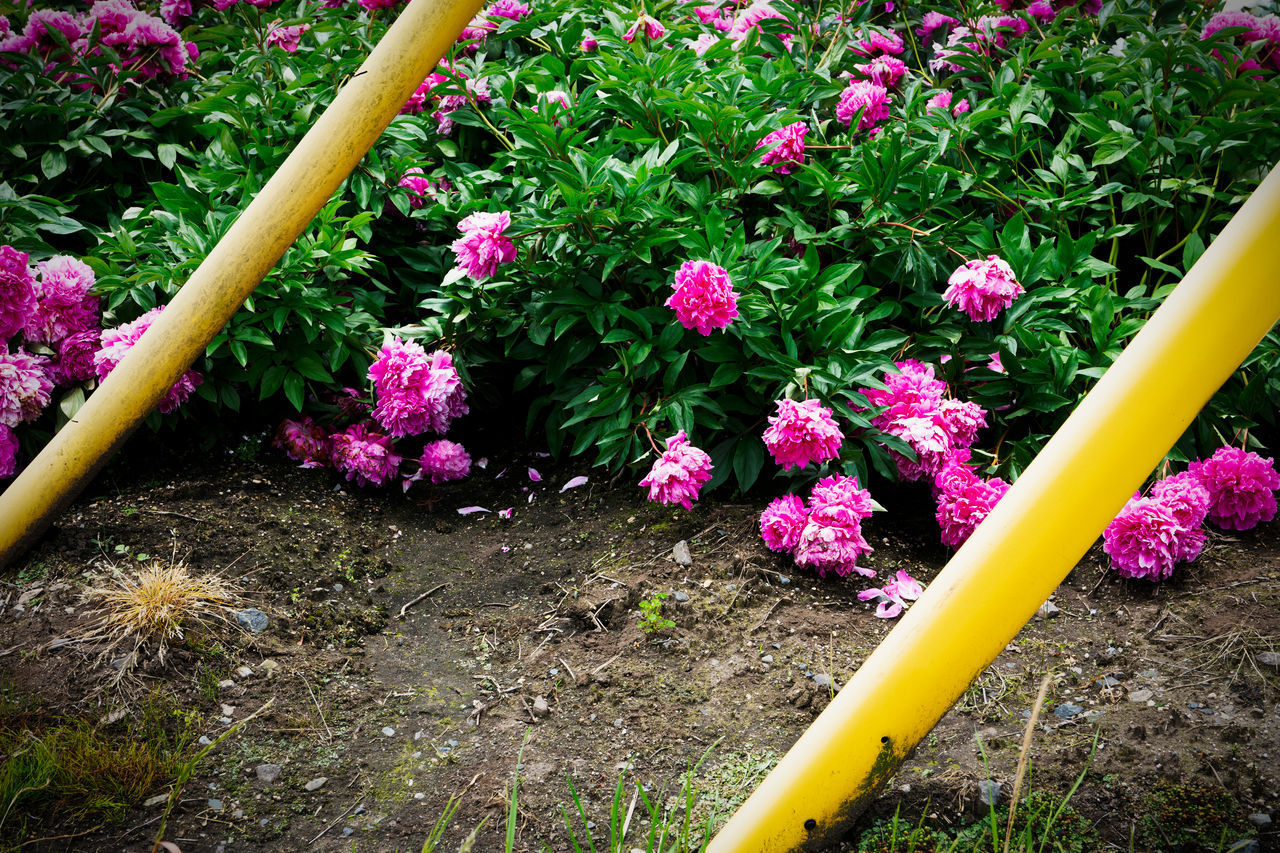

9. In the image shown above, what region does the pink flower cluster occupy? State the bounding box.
[623,14,665,42]
[759,474,875,578]
[762,397,843,470]
[451,211,517,281]
[755,121,807,174]
[639,430,714,509]
[368,338,468,437]
[1201,11,1280,72]
[416,439,472,484]
[857,569,923,618]
[1188,446,1279,531]
[265,22,310,52]
[933,459,1010,547]
[273,416,329,468]
[330,423,402,487]
[666,260,739,335]
[0,348,53,428]
[943,255,1024,322]
[1,0,197,82]
[401,64,492,135]
[925,90,970,118]
[454,0,531,53]
[0,426,17,480]
[396,167,450,210]
[858,360,987,482]
[836,79,891,135]
[95,306,203,413]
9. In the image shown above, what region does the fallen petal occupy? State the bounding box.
[560,475,589,492]
[528,467,542,482]
[457,506,491,515]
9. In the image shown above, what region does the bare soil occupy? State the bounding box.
[2,426,1278,852]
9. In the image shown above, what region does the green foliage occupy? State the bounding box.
[1137,782,1251,851]
[952,789,1099,853]
[638,591,676,633]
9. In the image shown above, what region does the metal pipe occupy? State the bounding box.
[708,163,1280,852]
[0,0,484,567]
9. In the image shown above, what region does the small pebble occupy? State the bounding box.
[305,777,327,792]
[1128,689,1153,704]
[1248,813,1272,828]
[219,679,237,690]
[381,727,396,737]
[977,780,1001,807]
[342,827,355,837]
[235,666,253,679]
[208,799,223,811]
[198,736,213,746]
[255,764,282,784]
[674,591,689,602]
[1054,704,1083,719]
[672,541,692,566]
[761,655,774,664]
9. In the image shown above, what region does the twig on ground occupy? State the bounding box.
[746,598,792,635]
[591,653,621,675]
[397,583,450,619]
[299,675,332,742]
[558,657,577,685]
[308,796,364,845]
[1004,672,1054,853]
[142,509,206,523]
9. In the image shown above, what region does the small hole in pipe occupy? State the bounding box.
[804,819,817,831]
[880,735,889,744]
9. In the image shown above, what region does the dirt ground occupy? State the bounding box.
[2,423,1278,853]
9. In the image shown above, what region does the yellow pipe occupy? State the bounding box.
[0,0,483,567]
[709,163,1280,852]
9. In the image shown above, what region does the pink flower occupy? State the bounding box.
[975,14,1029,49]
[1103,496,1182,581]
[762,397,843,470]
[265,22,310,52]
[934,466,1009,547]
[368,338,468,437]
[0,245,36,343]
[665,260,739,335]
[926,90,952,111]
[457,16,497,52]
[952,98,970,117]
[755,121,807,174]
[858,569,922,618]
[358,0,400,11]
[854,54,907,87]
[794,474,875,578]
[273,416,329,468]
[397,167,447,210]
[486,0,531,20]
[23,255,99,345]
[1149,471,1210,562]
[580,35,597,51]
[330,423,402,487]
[638,430,713,510]
[930,26,984,73]
[94,307,201,413]
[0,348,52,427]
[538,89,571,111]
[50,329,100,385]
[623,14,664,42]
[849,27,904,56]
[1027,1,1056,23]
[835,79,890,134]
[418,439,472,483]
[1189,446,1280,531]
[918,11,958,41]
[760,494,807,552]
[810,473,875,520]
[728,0,793,49]
[690,32,720,54]
[943,255,1024,322]
[0,425,17,479]
[451,211,517,281]
[160,0,191,27]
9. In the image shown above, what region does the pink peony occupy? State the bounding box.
[330,423,402,487]
[580,35,598,51]
[451,211,517,281]
[943,255,1024,322]
[1189,446,1280,531]
[918,11,958,41]
[810,473,875,520]
[794,474,875,578]
[930,26,984,73]
[95,306,202,413]
[926,90,952,111]
[1103,496,1183,581]
[0,245,36,343]
[51,329,100,385]
[397,167,447,210]
[854,54,907,87]
[975,14,1030,49]
[760,494,807,552]
[762,397,843,470]
[0,425,17,479]
[690,32,720,54]
[638,430,713,510]
[1149,471,1210,562]
[159,0,191,27]
[934,465,1010,547]
[952,98,970,117]
[23,255,99,345]
[755,121,807,174]
[1027,0,1056,23]
[850,27,904,56]
[265,22,310,52]
[623,13,665,41]
[273,416,329,468]
[835,79,891,134]
[368,339,468,438]
[417,439,472,483]
[665,260,739,335]
[728,0,793,50]
[0,348,53,427]
[486,0,531,20]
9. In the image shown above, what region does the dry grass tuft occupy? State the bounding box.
[73,559,245,685]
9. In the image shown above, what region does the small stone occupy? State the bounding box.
[219,717,233,725]
[1140,668,1158,679]
[235,666,253,679]
[811,673,840,691]
[414,792,426,800]
[672,541,693,566]
[305,777,328,792]
[333,583,345,593]
[761,655,774,664]
[532,696,550,718]
[1128,689,1154,703]
[1102,676,1121,688]
[1054,704,1083,719]
[208,798,224,811]
[779,576,790,585]
[353,804,367,815]
[1231,841,1260,853]
[233,809,243,819]
[198,736,213,746]
[1256,652,1280,668]
[674,591,689,602]
[260,659,279,677]
[144,793,169,808]
[255,764,282,784]
[1036,601,1060,619]
[1084,711,1106,724]
[219,679,237,690]
[342,827,355,837]
[1248,813,1272,828]
[221,704,235,717]
[977,780,1001,808]
[381,727,396,737]
[235,608,269,633]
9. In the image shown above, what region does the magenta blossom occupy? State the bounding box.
[330,423,401,487]
[623,13,664,41]
[762,397,843,470]
[368,338,468,437]
[1149,471,1210,562]
[397,167,448,210]
[849,27,904,56]
[265,21,310,52]
[451,211,517,281]
[857,569,923,618]
[794,474,875,578]
[0,348,53,427]
[943,255,1024,322]
[273,417,329,468]
[854,54,907,87]
[1189,446,1280,531]
[918,11,958,41]
[639,430,713,510]
[51,329,101,385]
[1103,496,1183,581]
[94,307,201,413]
[24,255,99,345]
[755,121,807,174]
[0,425,17,479]
[486,0,531,20]
[0,245,36,343]
[759,494,808,552]
[666,260,739,335]
[934,464,1010,547]
[836,79,890,134]
[417,439,472,484]
[810,474,875,520]
[1027,1,1056,23]
[580,34,597,50]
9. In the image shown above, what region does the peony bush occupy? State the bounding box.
[2,0,1279,588]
